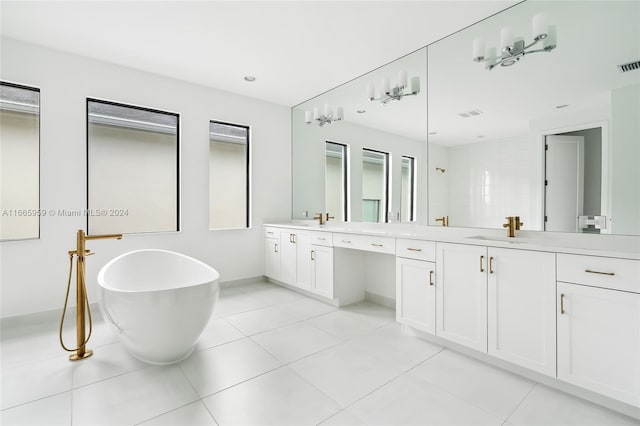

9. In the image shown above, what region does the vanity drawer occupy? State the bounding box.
[264,226,281,239]
[333,233,395,254]
[396,239,436,262]
[557,254,640,293]
[311,231,333,247]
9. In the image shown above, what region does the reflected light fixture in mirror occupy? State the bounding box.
[473,13,557,70]
[305,104,344,126]
[367,70,420,105]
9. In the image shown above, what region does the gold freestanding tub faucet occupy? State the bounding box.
[59,229,122,361]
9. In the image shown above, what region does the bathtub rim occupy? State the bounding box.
[97,248,220,293]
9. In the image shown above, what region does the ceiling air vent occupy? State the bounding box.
[618,60,640,73]
[457,109,483,118]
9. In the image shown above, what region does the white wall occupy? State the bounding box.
[0,38,291,318]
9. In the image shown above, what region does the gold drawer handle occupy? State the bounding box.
[317,237,326,241]
[342,240,352,244]
[266,231,274,235]
[429,270,434,286]
[371,243,384,247]
[407,248,422,252]
[560,293,565,314]
[585,269,615,276]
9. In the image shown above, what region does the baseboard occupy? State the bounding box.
[365,291,396,309]
[1,303,103,333]
[220,275,266,288]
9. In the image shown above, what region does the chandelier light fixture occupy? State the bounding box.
[305,104,344,126]
[367,71,420,105]
[472,13,557,70]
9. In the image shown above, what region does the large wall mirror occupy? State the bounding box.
[428,0,640,236]
[292,47,427,223]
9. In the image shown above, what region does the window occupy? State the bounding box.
[362,149,389,223]
[0,82,40,240]
[87,99,179,234]
[325,141,348,221]
[209,121,250,229]
[401,156,416,222]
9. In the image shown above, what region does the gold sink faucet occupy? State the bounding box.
[435,216,449,227]
[313,212,324,225]
[503,216,524,237]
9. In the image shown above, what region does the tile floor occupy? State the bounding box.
[1,280,638,426]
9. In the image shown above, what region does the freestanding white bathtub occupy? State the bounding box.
[97,249,220,364]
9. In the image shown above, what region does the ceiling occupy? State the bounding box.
[0,1,517,107]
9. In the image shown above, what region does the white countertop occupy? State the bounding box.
[264,221,640,260]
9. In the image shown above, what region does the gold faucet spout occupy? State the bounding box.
[85,233,123,240]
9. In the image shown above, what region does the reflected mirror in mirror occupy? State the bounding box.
[401,155,416,222]
[0,82,40,241]
[292,47,427,223]
[362,149,389,223]
[325,141,348,221]
[427,0,640,235]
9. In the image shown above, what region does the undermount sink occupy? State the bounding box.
[465,235,527,244]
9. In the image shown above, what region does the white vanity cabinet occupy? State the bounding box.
[278,229,313,291]
[487,248,556,376]
[396,239,436,334]
[557,254,640,407]
[311,244,334,298]
[264,227,281,280]
[436,243,488,352]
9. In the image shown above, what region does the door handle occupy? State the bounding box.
[311,250,315,261]
[407,248,422,252]
[585,269,615,276]
[489,257,494,274]
[560,293,565,314]
[371,243,383,247]
[480,255,485,272]
[274,243,278,253]
[429,270,434,286]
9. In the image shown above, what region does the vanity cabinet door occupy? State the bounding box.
[487,248,556,376]
[279,230,312,288]
[279,231,297,285]
[396,257,436,334]
[264,237,280,280]
[436,243,488,352]
[295,232,312,291]
[557,282,640,407]
[311,245,334,299]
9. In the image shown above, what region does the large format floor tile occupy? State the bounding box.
[0,391,71,426]
[304,309,382,340]
[195,318,245,351]
[180,338,281,397]
[507,384,640,426]
[410,349,536,420]
[347,374,503,426]
[225,304,301,336]
[72,365,198,426]
[138,401,217,425]
[289,339,403,407]
[203,366,341,425]
[1,354,72,410]
[252,322,341,363]
[72,341,147,388]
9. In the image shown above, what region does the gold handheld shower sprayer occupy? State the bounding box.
[59,229,122,361]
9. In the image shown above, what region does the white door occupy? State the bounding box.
[557,282,640,406]
[396,257,436,334]
[264,238,280,280]
[312,245,334,299]
[295,232,312,291]
[545,135,585,232]
[487,248,556,376]
[436,243,488,352]
[280,231,297,286]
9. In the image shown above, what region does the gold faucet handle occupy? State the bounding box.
[325,213,335,221]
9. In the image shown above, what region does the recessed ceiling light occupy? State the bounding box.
[556,104,569,109]
[428,132,437,135]
[357,109,366,114]
[244,76,256,82]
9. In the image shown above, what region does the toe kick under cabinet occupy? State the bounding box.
[556,254,640,407]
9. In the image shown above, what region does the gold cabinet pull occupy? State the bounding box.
[311,250,315,261]
[407,247,422,252]
[560,293,565,314]
[489,257,495,274]
[585,269,615,276]
[429,270,434,286]
[266,231,274,235]
[274,243,278,253]
[480,255,485,272]
[342,240,351,244]
[371,243,383,247]
[318,237,326,241]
